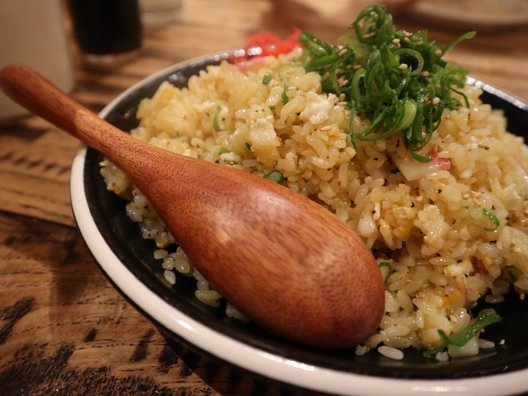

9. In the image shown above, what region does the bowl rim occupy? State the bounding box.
[70,55,528,396]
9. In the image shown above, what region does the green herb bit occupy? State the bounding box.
[378,261,393,280]
[218,147,230,155]
[411,151,432,163]
[281,86,289,105]
[482,208,500,231]
[423,310,502,358]
[212,111,221,132]
[298,4,476,159]
[264,169,285,184]
[262,74,272,85]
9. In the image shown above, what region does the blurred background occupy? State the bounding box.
[2,0,527,119]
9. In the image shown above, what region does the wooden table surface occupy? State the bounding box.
[1,1,527,395]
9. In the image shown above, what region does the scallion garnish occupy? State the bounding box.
[423,310,502,358]
[298,4,475,159]
[411,151,433,163]
[212,111,221,132]
[378,261,393,280]
[281,87,289,105]
[264,169,285,184]
[262,74,272,85]
[482,208,500,231]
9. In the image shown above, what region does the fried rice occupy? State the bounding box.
[100,49,528,358]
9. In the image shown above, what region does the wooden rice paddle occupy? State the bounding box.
[0,64,384,349]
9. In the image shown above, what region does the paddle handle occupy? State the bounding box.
[0,63,386,349]
[0,64,147,166]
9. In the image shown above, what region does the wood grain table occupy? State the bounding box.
[1,1,527,395]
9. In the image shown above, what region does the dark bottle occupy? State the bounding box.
[67,0,142,68]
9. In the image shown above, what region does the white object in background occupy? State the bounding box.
[139,0,182,26]
[410,0,528,29]
[0,0,73,119]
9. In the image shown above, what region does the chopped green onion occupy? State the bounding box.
[350,67,366,106]
[423,310,502,358]
[410,151,432,163]
[281,87,289,105]
[394,99,417,132]
[442,31,476,55]
[212,111,221,132]
[483,208,500,231]
[264,169,285,184]
[298,4,474,159]
[218,147,229,155]
[378,261,392,270]
[378,261,393,280]
[262,74,272,85]
[395,48,424,75]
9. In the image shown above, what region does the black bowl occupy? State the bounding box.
[70,54,528,396]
